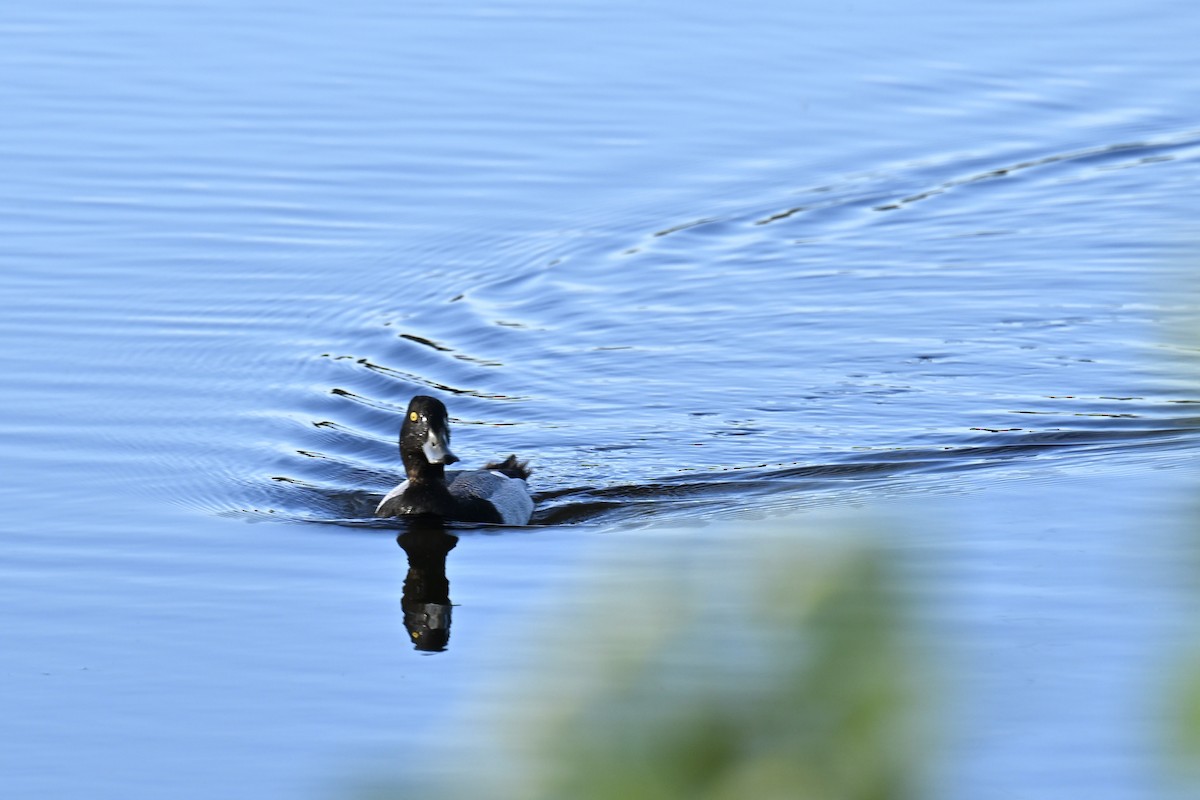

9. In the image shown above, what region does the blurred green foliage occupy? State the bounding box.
[1159,275,1200,789]
[532,541,923,800]
[362,525,930,800]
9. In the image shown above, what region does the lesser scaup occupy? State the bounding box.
[374,395,534,525]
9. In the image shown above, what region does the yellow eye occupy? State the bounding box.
[409,411,419,422]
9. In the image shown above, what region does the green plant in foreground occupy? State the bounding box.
[363,524,930,800]
[533,539,921,800]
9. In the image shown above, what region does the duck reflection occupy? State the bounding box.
[396,517,458,652]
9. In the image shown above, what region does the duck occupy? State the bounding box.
[374,395,534,525]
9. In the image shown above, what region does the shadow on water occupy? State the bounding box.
[350,517,932,799]
[395,518,458,653]
[326,513,467,653]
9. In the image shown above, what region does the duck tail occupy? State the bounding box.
[484,454,531,480]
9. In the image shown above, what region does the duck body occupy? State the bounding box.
[374,396,533,525]
[376,465,534,524]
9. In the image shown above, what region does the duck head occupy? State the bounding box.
[400,395,460,478]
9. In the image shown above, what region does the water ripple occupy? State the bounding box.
[226,130,1200,526]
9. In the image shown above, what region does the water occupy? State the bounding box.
[2,0,1200,797]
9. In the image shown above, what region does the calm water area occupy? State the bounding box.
[3,0,1200,797]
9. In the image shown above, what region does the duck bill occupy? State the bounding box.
[422,427,459,465]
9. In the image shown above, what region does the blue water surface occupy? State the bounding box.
[2,0,1199,797]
